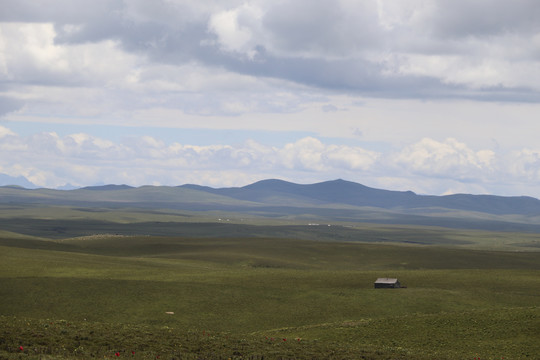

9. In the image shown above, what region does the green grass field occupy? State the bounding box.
[1,227,540,359]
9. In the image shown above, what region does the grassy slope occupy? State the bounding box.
[1,234,540,359]
[0,186,257,205]
[1,210,540,250]
[4,185,540,233]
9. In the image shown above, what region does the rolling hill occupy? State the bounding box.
[3,179,540,359]
[1,178,540,232]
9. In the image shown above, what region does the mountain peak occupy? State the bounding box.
[0,173,37,189]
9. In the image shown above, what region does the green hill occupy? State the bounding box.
[1,235,539,359]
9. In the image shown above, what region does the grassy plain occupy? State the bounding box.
[0,206,540,359]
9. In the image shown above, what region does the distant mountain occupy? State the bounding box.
[81,184,134,191]
[181,179,419,209]
[180,179,540,216]
[3,179,540,232]
[0,174,37,189]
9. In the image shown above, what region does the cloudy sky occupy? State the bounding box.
[1,0,540,197]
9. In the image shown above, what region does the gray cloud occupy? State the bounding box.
[261,1,380,57]
[430,0,540,39]
[0,0,123,25]
[3,0,538,102]
[0,96,24,117]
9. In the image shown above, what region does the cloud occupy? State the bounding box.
[0,127,380,187]
[0,124,15,138]
[3,125,540,197]
[392,138,495,181]
[261,0,380,58]
[0,96,23,117]
[505,148,540,182]
[208,3,263,58]
[278,137,379,172]
[322,104,338,112]
[0,22,139,87]
[2,0,539,104]
[1,1,540,197]
[428,0,540,39]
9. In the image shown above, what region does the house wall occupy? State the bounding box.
[374,281,400,288]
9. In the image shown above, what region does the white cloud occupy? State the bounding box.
[0,125,15,138]
[208,3,263,58]
[1,125,540,196]
[323,144,379,171]
[0,129,380,187]
[276,137,378,172]
[0,23,139,87]
[394,38,540,90]
[505,149,540,182]
[392,138,495,180]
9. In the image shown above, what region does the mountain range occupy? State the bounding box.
[181,179,540,216]
[2,179,540,232]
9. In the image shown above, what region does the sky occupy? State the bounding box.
[1,0,540,197]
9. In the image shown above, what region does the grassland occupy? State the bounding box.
[1,225,540,359]
[1,193,540,359]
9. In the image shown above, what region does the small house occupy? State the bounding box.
[374,278,400,289]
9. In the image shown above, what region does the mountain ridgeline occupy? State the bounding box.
[2,179,540,232]
[181,179,540,215]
